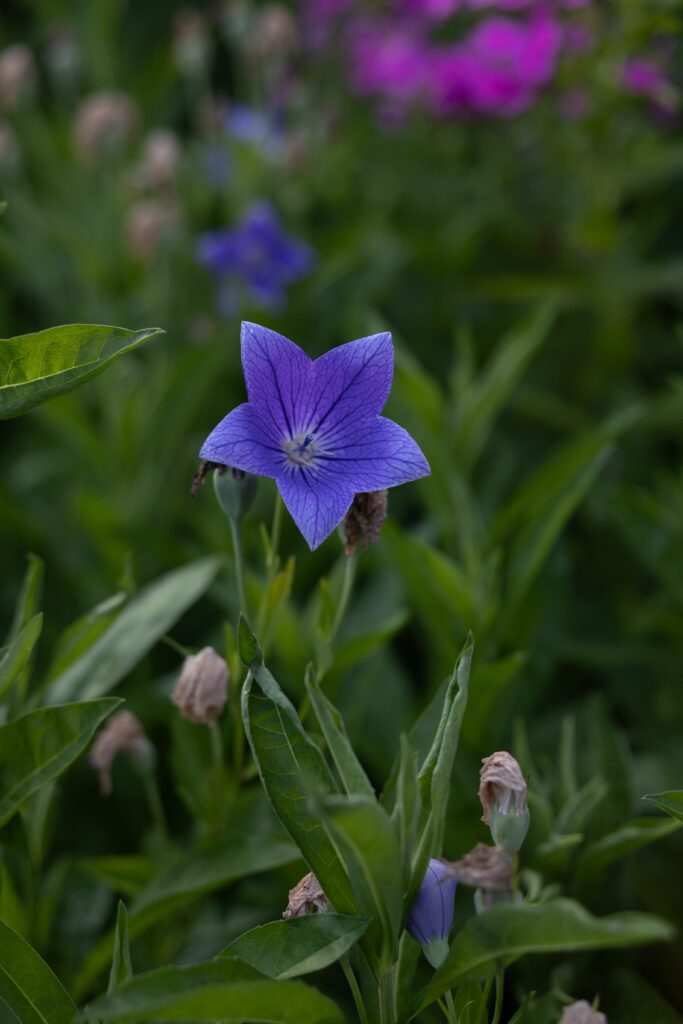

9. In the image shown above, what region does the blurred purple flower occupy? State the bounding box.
[349,21,432,102]
[200,322,430,548]
[225,105,284,158]
[622,58,666,98]
[196,202,314,311]
[407,859,457,960]
[399,0,460,19]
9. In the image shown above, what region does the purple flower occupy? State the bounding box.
[407,859,457,965]
[200,322,430,549]
[196,202,314,311]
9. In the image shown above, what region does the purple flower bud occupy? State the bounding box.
[406,859,457,966]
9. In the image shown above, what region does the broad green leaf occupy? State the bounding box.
[577,817,681,882]
[5,554,43,645]
[304,668,375,799]
[221,914,368,978]
[392,735,420,867]
[323,795,404,958]
[0,919,77,1024]
[238,614,261,666]
[241,643,358,918]
[644,791,683,823]
[0,698,120,828]
[403,899,675,1021]
[0,614,43,702]
[108,901,133,993]
[73,833,298,1000]
[86,958,344,1024]
[0,324,164,419]
[46,592,126,681]
[46,557,220,703]
[80,855,157,896]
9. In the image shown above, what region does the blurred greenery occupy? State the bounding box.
[1,0,682,1020]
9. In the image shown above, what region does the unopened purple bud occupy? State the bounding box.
[406,859,456,966]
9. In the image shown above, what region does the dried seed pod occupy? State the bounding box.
[171,646,229,725]
[479,751,529,853]
[283,872,331,918]
[343,490,388,556]
[89,711,152,796]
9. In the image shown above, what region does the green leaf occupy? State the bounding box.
[403,899,675,1021]
[304,667,375,799]
[323,795,404,959]
[239,614,261,666]
[108,901,133,993]
[392,735,420,867]
[644,791,683,823]
[81,855,157,896]
[577,817,681,882]
[5,554,43,645]
[46,592,126,681]
[242,657,358,918]
[0,324,164,419]
[86,958,344,1024]
[0,201,6,215]
[46,557,220,703]
[0,614,43,702]
[0,919,77,1024]
[0,698,120,828]
[220,914,368,979]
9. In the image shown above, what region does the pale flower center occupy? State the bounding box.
[282,432,319,467]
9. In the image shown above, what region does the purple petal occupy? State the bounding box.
[307,333,394,431]
[277,466,355,550]
[200,402,284,476]
[241,322,314,438]
[318,416,430,491]
[407,859,457,944]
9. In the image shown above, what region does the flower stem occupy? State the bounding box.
[141,769,169,842]
[331,551,357,642]
[445,991,457,1024]
[228,516,247,616]
[379,963,397,1024]
[341,955,368,1024]
[491,971,505,1024]
[257,490,283,637]
[476,979,493,1024]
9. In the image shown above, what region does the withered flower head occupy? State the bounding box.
[138,128,181,190]
[479,751,529,852]
[343,490,388,556]
[89,710,152,795]
[557,1002,606,1024]
[248,4,298,61]
[0,44,37,111]
[283,872,331,918]
[171,646,229,725]
[74,90,139,162]
[124,198,180,261]
[442,843,513,893]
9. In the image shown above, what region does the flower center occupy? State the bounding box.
[282,432,319,467]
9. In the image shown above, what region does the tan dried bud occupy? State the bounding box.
[479,751,527,824]
[249,4,298,60]
[283,872,331,918]
[74,90,139,162]
[557,1002,606,1024]
[442,843,513,893]
[343,490,388,556]
[138,129,181,190]
[89,711,152,796]
[125,198,180,261]
[0,44,38,111]
[172,646,229,725]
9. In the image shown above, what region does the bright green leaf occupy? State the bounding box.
[108,901,133,993]
[644,791,683,824]
[0,698,121,827]
[0,614,43,702]
[220,914,368,979]
[0,324,164,419]
[305,668,375,799]
[46,557,220,703]
[0,919,77,1024]
[6,554,43,645]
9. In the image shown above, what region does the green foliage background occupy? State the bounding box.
[0,0,682,1020]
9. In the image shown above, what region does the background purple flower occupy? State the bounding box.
[200,323,430,549]
[196,202,314,311]
[407,859,457,950]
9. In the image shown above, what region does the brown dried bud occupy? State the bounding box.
[283,872,331,918]
[124,198,180,261]
[171,646,229,725]
[442,843,513,894]
[89,711,152,796]
[248,4,298,61]
[0,44,38,111]
[138,129,181,190]
[557,1002,606,1024]
[479,751,527,824]
[343,490,388,556]
[74,90,139,163]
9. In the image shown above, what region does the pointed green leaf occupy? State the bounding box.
[220,914,368,979]
[0,698,121,827]
[577,817,681,882]
[644,791,683,824]
[0,920,77,1024]
[0,324,164,419]
[46,557,220,703]
[108,901,133,993]
[87,958,344,1024]
[305,667,375,799]
[403,899,675,1021]
[6,554,43,645]
[392,735,420,867]
[0,614,43,701]
[238,614,261,666]
[242,657,358,918]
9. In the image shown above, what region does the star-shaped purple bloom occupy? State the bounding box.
[200,322,430,550]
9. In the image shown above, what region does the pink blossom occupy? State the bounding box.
[348,21,432,102]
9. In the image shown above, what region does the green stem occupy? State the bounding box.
[331,552,357,642]
[341,955,369,1024]
[141,770,169,842]
[476,979,493,1024]
[209,721,224,770]
[161,634,194,658]
[379,964,397,1024]
[257,490,284,637]
[445,991,457,1024]
[491,971,504,1024]
[229,516,247,616]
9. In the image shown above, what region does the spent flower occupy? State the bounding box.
[479,750,529,852]
[442,842,514,907]
[557,1002,607,1024]
[283,872,331,917]
[343,490,388,555]
[406,858,457,967]
[89,710,153,795]
[74,90,139,162]
[172,647,229,725]
[0,44,38,111]
[200,322,430,549]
